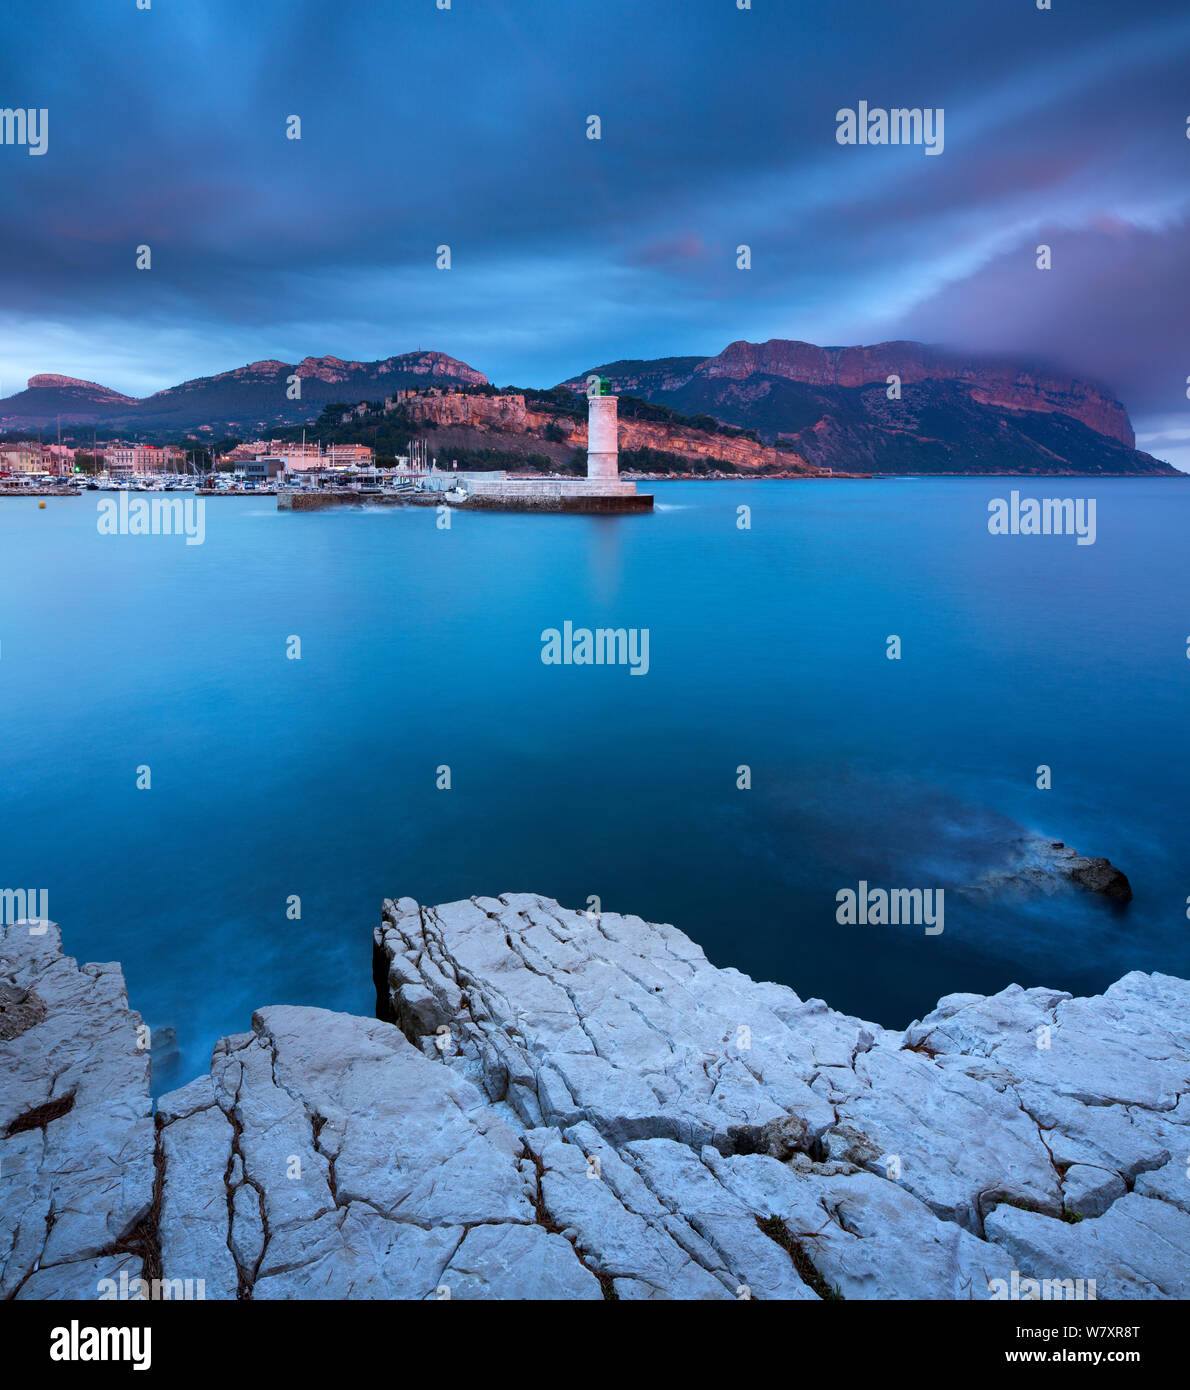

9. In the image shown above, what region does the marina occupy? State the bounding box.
[1,389,653,512]
[278,386,652,513]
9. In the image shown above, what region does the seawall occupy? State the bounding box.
[279,483,653,513]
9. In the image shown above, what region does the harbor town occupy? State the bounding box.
[0,387,653,513]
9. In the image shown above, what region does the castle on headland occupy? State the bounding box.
[417,380,652,510]
[280,380,653,513]
[380,382,802,474]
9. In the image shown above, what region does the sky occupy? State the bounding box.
[1,0,1188,465]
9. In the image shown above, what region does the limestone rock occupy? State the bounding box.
[985,1194,1190,1299]
[8,897,1190,1300]
[1061,1165,1127,1219]
[0,921,155,1300]
[374,893,1190,1298]
[155,1004,600,1300]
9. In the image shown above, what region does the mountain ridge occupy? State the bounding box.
[560,339,1173,475]
[0,351,487,432]
[1,339,1177,474]
[563,338,1135,447]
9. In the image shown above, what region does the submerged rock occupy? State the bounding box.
[1066,854,1133,900]
[974,834,1133,902]
[4,895,1187,1300]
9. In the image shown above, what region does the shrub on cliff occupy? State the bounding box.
[620,447,737,474]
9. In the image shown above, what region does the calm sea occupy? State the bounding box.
[2,479,1186,1090]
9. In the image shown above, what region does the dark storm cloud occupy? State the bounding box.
[898,222,1190,416]
[0,0,1187,448]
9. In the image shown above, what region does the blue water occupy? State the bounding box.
[2,480,1187,1091]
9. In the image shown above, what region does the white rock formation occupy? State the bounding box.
[0,922,155,1300]
[373,893,1190,1299]
[3,896,1188,1300]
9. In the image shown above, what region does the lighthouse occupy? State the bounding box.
[586,378,619,480]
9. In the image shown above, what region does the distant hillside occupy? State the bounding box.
[562,339,1176,475]
[277,388,810,475]
[0,375,140,427]
[2,336,1178,474]
[390,388,809,473]
[0,352,487,433]
[569,356,707,398]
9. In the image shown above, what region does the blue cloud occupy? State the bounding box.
[0,0,1186,463]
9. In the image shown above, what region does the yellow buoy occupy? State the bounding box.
[39,501,46,509]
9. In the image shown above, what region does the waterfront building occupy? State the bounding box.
[105,443,186,476]
[0,444,52,474]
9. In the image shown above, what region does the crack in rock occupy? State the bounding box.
[7,901,1190,1300]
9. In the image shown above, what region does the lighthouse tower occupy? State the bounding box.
[587,380,619,481]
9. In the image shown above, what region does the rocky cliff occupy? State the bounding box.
[3,901,1188,1300]
[564,339,1177,475]
[399,391,810,473]
[696,340,1136,448]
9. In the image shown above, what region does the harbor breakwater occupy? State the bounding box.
[2,895,1188,1300]
[278,480,653,513]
